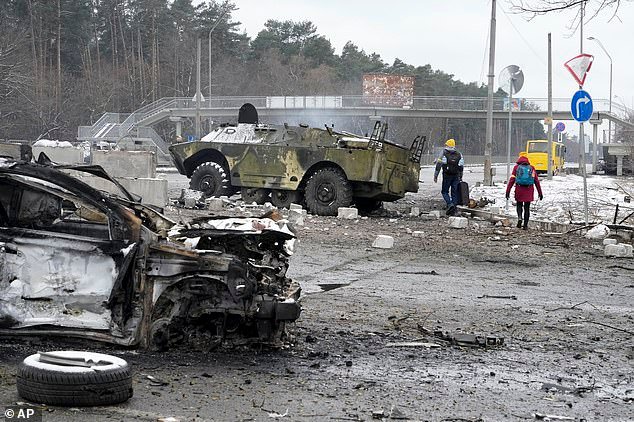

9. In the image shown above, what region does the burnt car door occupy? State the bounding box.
[0,171,136,340]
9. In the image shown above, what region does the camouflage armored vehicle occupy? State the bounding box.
[169,104,425,216]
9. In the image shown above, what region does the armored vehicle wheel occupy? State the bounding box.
[241,187,269,205]
[355,198,383,214]
[190,162,232,197]
[270,189,303,209]
[304,167,352,216]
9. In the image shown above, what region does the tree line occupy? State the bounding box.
[0,0,547,155]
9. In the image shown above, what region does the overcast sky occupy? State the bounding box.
[229,0,634,120]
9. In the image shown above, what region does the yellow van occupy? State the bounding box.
[525,139,565,174]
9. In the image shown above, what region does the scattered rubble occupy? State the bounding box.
[604,243,634,258]
[585,224,610,239]
[448,216,468,229]
[337,207,359,219]
[372,235,394,249]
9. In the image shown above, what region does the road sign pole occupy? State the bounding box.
[505,87,513,215]
[506,86,513,186]
[580,1,588,225]
[580,122,588,224]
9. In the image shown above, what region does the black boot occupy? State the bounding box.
[516,220,522,228]
[523,221,528,230]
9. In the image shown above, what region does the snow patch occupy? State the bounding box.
[585,224,610,240]
[33,139,75,148]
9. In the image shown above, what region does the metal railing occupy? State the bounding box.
[118,95,619,114]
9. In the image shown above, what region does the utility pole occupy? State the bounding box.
[208,2,231,129]
[484,0,496,186]
[547,33,553,180]
[196,37,201,140]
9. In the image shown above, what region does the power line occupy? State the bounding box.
[498,3,548,68]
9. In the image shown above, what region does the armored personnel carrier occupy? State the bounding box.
[169,104,424,216]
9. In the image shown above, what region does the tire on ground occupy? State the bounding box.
[241,187,269,204]
[17,351,133,406]
[304,167,352,216]
[190,162,232,197]
[270,189,303,209]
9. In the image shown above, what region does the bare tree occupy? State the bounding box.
[508,0,631,29]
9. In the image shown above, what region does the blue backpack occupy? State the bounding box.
[516,164,535,186]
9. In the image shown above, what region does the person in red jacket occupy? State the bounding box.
[505,154,543,230]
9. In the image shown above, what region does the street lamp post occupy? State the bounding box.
[588,36,613,144]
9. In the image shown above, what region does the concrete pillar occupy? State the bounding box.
[176,121,182,138]
[592,123,598,174]
[617,155,623,176]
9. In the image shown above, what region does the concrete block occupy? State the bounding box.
[604,243,634,258]
[184,197,197,208]
[412,231,425,238]
[207,198,225,211]
[0,142,32,160]
[338,207,358,219]
[288,209,305,226]
[91,150,157,178]
[372,235,394,249]
[448,216,468,229]
[289,203,303,211]
[429,210,441,219]
[33,145,84,164]
[410,207,420,217]
[602,238,618,246]
[73,175,168,207]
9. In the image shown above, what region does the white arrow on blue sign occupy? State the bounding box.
[570,90,593,122]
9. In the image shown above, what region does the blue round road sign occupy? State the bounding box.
[570,90,593,122]
[555,122,565,132]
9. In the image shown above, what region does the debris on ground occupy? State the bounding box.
[585,224,610,239]
[433,331,505,347]
[372,235,394,249]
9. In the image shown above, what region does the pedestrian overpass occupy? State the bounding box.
[77,95,633,161]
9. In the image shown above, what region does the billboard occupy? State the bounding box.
[362,74,415,107]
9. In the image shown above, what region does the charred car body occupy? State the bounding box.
[0,158,300,349]
[169,104,425,215]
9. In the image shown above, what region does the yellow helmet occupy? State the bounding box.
[445,139,456,148]
[519,151,528,157]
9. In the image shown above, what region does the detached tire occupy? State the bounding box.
[17,351,133,406]
[304,167,352,216]
[190,162,232,197]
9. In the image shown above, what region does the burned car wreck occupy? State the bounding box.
[0,158,301,349]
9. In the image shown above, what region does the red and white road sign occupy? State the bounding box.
[564,54,594,87]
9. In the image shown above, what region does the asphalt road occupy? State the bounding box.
[0,172,632,422]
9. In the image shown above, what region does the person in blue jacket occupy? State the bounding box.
[434,138,464,215]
